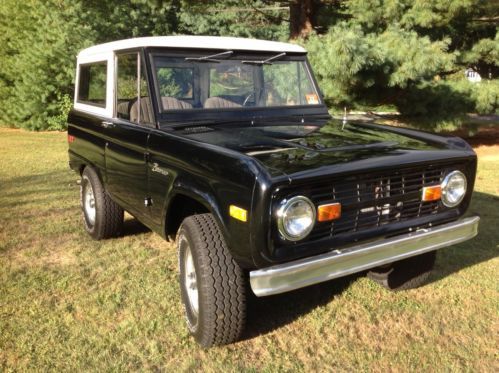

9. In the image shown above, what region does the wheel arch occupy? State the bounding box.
[80,163,107,187]
[70,151,105,184]
[164,189,225,242]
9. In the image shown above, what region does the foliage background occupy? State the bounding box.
[0,0,497,130]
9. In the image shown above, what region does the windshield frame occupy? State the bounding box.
[146,48,327,124]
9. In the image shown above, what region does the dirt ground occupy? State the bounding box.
[451,125,499,148]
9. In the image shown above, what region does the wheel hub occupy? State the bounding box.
[184,243,199,317]
[83,182,96,225]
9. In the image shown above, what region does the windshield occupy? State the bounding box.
[151,54,321,112]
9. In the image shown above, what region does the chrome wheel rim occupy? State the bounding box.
[183,241,199,317]
[83,181,96,225]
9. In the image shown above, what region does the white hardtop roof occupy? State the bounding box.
[78,35,306,58]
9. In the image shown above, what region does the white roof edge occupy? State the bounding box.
[78,36,307,58]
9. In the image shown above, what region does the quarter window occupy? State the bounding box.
[77,62,107,107]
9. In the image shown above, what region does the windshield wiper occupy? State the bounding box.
[185,50,233,63]
[242,52,286,65]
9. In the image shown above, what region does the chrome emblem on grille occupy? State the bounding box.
[359,181,393,215]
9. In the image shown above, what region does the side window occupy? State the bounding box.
[116,54,137,120]
[116,53,153,125]
[78,62,107,107]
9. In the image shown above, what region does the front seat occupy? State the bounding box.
[161,96,193,110]
[130,97,193,124]
[130,97,154,124]
[204,96,242,109]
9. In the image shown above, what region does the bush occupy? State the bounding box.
[397,79,498,117]
[470,80,499,114]
[392,79,498,131]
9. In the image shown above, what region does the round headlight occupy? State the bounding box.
[277,196,316,241]
[441,170,467,207]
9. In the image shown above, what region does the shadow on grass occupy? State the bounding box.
[121,218,150,236]
[426,191,499,285]
[243,273,362,340]
[243,191,498,340]
[0,170,77,211]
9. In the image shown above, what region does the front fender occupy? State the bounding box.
[162,174,256,268]
[164,180,225,234]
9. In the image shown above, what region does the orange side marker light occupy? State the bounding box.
[317,202,341,222]
[229,205,248,222]
[422,185,442,202]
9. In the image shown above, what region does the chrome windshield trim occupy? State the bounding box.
[250,216,480,297]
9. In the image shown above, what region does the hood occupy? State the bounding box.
[173,118,472,179]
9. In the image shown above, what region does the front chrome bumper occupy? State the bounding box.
[250,216,480,297]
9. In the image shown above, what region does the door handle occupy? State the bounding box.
[101,121,115,129]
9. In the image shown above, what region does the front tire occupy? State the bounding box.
[367,251,437,291]
[81,167,123,240]
[177,213,246,347]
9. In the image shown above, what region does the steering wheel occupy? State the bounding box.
[242,91,255,106]
[242,87,266,107]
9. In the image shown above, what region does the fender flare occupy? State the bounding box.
[161,178,229,242]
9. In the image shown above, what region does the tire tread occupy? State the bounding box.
[82,167,123,240]
[179,213,246,347]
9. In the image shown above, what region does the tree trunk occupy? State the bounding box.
[289,0,316,39]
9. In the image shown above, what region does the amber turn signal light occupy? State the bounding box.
[229,205,248,222]
[422,185,442,202]
[317,202,341,222]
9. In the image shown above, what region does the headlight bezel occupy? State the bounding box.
[277,195,316,241]
[441,170,467,208]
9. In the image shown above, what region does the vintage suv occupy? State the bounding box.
[68,36,479,347]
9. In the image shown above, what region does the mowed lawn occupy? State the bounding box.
[0,127,498,371]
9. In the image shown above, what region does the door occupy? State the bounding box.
[104,52,155,219]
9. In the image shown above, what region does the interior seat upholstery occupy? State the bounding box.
[162,96,193,110]
[130,96,193,124]
[117,101,131,120]
[130,97,154,124]
[204,96,242,109]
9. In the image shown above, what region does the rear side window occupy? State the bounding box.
[77,62,107,107]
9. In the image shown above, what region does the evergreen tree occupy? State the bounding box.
[304,0,498,119]
[0,0,180,130]
[0,0,497,130]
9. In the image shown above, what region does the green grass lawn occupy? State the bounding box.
[1,128,498,371]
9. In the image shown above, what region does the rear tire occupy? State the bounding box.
[81,166,123,240]
[367,251,437,291]
[177,213,246,347]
